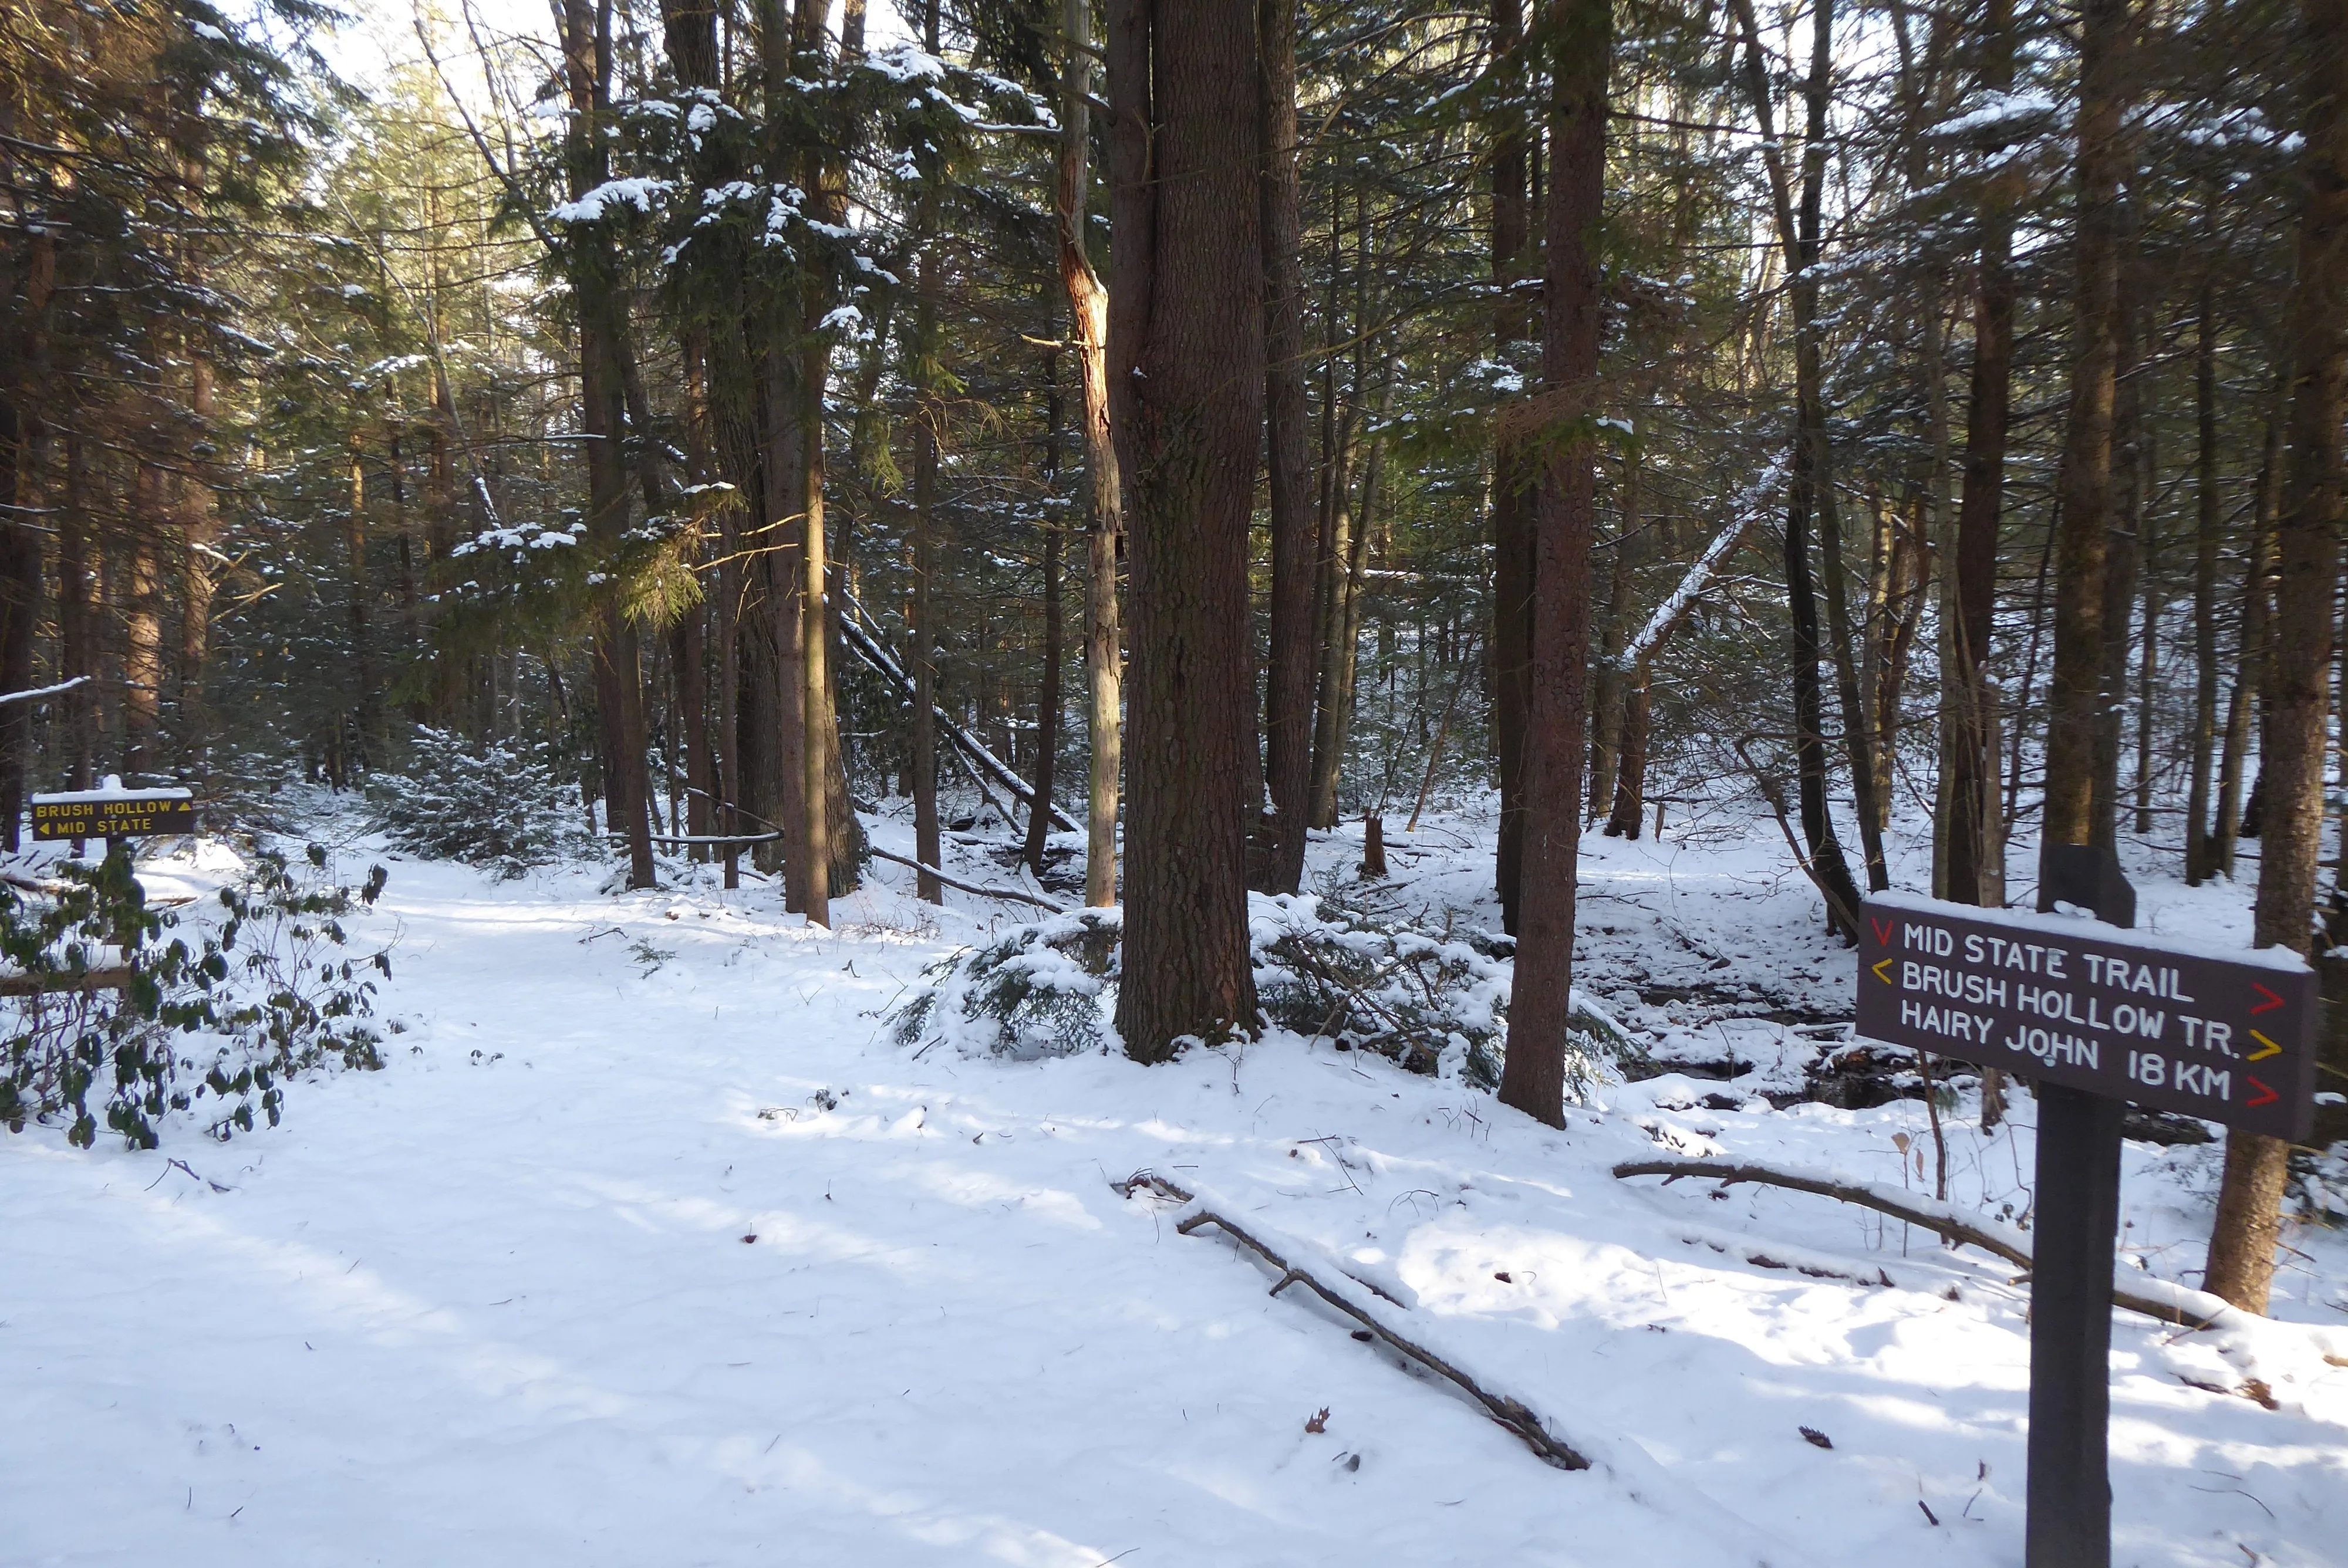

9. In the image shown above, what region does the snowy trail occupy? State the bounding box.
[6,827,2347,1566]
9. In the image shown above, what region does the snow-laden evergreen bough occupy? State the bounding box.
[891,891,1638,1093]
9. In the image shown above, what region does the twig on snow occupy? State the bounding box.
[1612,1155,2242,1330]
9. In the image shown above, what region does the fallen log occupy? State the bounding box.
[841,608,1080,834]
[865,846,1067,912]
[0,965,133,999]
[1118,1170,1591,1471]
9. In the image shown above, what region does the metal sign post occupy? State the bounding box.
[1855,851,2316,1568]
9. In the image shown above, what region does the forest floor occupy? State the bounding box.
[6,792,2347,1567]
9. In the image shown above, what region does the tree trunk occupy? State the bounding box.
[123,467,163,778]
[909,0,946,904]
[561,0,655,888]
[1604,665,1650,839]
[1730,0,1865,934]
[178,353,218,784]
[1499,0,1611,1128]
[2093,246,2145,852]
[1056,0,1123,908]
[2039,0,2130,875]
[2186,290,2220,884]
[0,404,33,844]
[59,432,93,788]
[1023,358,1066,877]
[1107,0,1264,1061]
[1489,0,1534,931]
[2215,387,2282,879]
[1257,0,1313,895]
[1307,401,1358,831]
[2207,0,2348,1314]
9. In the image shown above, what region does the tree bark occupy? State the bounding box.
[1107,0,1264,1061]
[1056,0,1123,909]
[2207,0,2348,1314]
[1023,358,1067,878]
[1944,0,2017,908]
[2215,384,2283,880]
[2039,0,2131,874]
[2093,241,2145,852]
[1729,0,1865,934]
[906,0,946,904]
[1490,0,1535,931]
[1499,0,1611,1128]
[2186,290,2220,884]
[123,466,163,778]
[1257,0,1314,896]
[561,0,655,888]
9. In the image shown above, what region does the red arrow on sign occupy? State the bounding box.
[1871,917,1895,948]
[2243,1076,2280,1109]
[2251,982,2286,1015]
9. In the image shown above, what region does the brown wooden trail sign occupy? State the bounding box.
[1856,891,2317,1141]
[29,779,195,843]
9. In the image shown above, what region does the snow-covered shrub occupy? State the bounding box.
[891,908,1121,1059]
[1251,894,1634,1096]
[0,845,391,1148]
[369,727,583,878]
[890,893,1635,1101]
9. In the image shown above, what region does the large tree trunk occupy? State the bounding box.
[1056,0,1123,908]
[2039,0,2130,871]
[1107,0,1264,1061]
[1498,0,1611,1128]
[2206,0,2348,1314]
[1489,0,1534,931]
[1257,0,1314,896]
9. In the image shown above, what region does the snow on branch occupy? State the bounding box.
[1614,452,1786,673]
[0,675,90,707]
[1612,1155,2246,1331]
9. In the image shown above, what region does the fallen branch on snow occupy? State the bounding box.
[1612,1155,2243,1330]
[1117,1170,1591,1471]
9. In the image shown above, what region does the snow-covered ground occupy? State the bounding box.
[6,800,2346,1566]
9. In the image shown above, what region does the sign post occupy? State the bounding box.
[1855,856,2315,1568]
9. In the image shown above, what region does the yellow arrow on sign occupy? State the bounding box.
[2246,1030,2281,1062]
[1872,958,1895,985]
